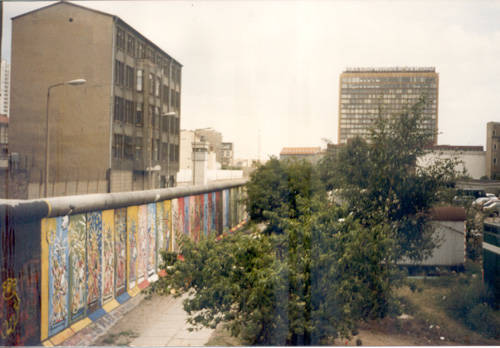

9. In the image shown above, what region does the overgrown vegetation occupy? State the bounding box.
[156,98,469,345]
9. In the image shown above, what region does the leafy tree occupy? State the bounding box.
[155,97,461,345]
[321,97,461,260]
[245,157,322,231]
[160,198,401,345]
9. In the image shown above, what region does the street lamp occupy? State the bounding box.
[45,78,86,197]
[160,111,177,188]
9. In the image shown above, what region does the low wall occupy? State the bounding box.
[0,179,248,346]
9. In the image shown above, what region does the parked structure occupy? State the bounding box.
[9,1,182,198]
[338,67,439,145]
[280,147,323,163]
[399,206,466,267]
[0,180,247,346]
[486,122,500,179]
[419,145,486,179]
[0,60,10,117]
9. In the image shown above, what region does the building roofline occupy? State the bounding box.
[12,1,183,67]
[343,67,436,73]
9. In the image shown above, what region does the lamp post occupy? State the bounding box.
[161,111,176,187]
[45,78,86,197]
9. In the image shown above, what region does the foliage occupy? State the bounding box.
[444,277,499,338]
[319,97,461,260]
[161,196,404,345]
[245,157,322,231]
[155,97,464,345]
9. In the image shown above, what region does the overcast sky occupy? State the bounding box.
[3,0,500,160]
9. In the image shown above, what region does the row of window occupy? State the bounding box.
[113,134,180,162]
[342,77,437,83]
[113,96,180,134]
[116,27,181,85]
[115,61,180,109]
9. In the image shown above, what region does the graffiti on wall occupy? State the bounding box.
[68,214,86,323]
[38,186,245,343]
[114,209,127,296]
[48,217,69,337]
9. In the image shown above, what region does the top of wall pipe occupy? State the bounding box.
[0,179,247,219]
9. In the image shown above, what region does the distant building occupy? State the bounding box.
[195,128,223,163]
[0,115,8,168]
[221,142,234,168]
[9,1,182,198]
[280,147,323,163]
[418,145,486,179]
[338,67,439,145]
[486,122,500,179]
[0,61,10,117]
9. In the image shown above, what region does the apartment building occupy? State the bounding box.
[9,1,182,197]
[0,60,10,117]
[486,122,500,179]
[338,67,439,144]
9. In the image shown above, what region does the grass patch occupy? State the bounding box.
[397,268,500,344]
[97,329,139,346]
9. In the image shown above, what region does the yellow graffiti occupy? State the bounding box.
[1,278,20,339]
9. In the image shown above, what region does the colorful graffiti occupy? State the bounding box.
[68,214,86,322]
[114,209,127,296]
[48,217,69,337]
[86,212,102,313]
[36,185,245,344]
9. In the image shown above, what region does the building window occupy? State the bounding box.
[148,73,154,95]
[152,139,159,161]
[162,115,169,133]
[155,77,161,97]
[125,100,134,124]
[113,134,124,158]
[162,85,169,104]
[116,27,125,50]
[125,66,134,89]
[137,70,143,92]
[126,35,135,57]
[161,143,168,161]
[169,143,175,161]
[114,97,124,122]
[135,137,143,160]
[137,42,145,59]
[124,136,134,160]
[136,103,143,127]
[115,60,124,86]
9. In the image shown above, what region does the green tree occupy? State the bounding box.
[322,97,460,260]
[156,98,461,345]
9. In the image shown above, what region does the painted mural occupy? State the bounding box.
[171,199,179,252]
[156,202,165,267]
[126,206,138,289]
[147,204,156,276]
[114,208,127,296]
[48,216,69,337]
[137,205,148,282]
[68,214,86,323]
[86,212,102,313]
[102,210,115,303]
[36,184,246,344]
[203,194,209,236]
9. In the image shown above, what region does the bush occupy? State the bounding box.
[466,303,500,338]
[445,278,499,338]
